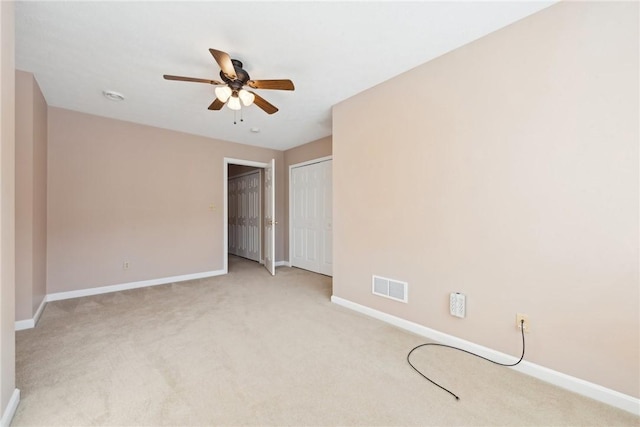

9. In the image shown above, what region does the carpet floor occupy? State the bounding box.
[13,256,640,426]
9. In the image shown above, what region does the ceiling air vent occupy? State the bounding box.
[372,275,408,303]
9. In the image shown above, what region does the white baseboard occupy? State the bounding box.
[0,389,20,427]
[331,295,640,416]
[46,269,226,302]
[15,318,33,331]
[275,261,291,267]
[15,296,47,331]
[33,295,46,326]
[17,270,226,330]
[260,260,290,267]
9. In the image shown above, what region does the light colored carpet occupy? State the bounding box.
[13,256,640,426]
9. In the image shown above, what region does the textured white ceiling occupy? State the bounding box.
[15,1,555,150]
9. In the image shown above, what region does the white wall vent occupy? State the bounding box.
[372,275,408,303]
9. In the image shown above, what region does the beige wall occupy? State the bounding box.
[47,107,285,294]
[15,71,31,321]
[0,0,16,417]
[283,136,332,261]
[284,136,332,168]
[333,1,638,398]
[15,70,47,322]
[32,73,47,316]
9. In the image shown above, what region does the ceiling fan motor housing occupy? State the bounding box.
[221,59,250,91]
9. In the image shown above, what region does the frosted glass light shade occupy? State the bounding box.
[215,86,232,102]
[227,95,241,111]
[238,89,255,106]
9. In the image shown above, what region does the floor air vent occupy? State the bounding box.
[372,275,408,303]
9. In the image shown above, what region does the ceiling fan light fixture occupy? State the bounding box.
[215,86,232,102]
[227,95,241,111]
[238,89,255,107]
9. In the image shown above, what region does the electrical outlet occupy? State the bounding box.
[123,261,130,270]
[516,313,530,333]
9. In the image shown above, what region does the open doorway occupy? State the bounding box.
[228,165,262,263]
[223,158,276,275]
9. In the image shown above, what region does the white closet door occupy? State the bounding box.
[238,177,247,258]
[246,172,260,261]
[292,165,316,272]
[228,171,261,262]
[291,159,332,276]
[228,179,238,256]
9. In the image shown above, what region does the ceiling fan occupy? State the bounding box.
[163,48,294,115]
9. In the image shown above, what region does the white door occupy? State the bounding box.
[291,159,332,276]
[264,159,276,275]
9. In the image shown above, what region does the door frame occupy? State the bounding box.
[223,157,270,274]
[288,155,332,268]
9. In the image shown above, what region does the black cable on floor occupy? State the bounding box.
[406,319,526,400]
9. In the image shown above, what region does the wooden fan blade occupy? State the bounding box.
[208,98,225,110]
[247,79,295,90]
[164,75,223,85]
[250,92,278,115]
[209,49,237,80]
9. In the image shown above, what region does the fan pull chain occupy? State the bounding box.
[232,108,244,125]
